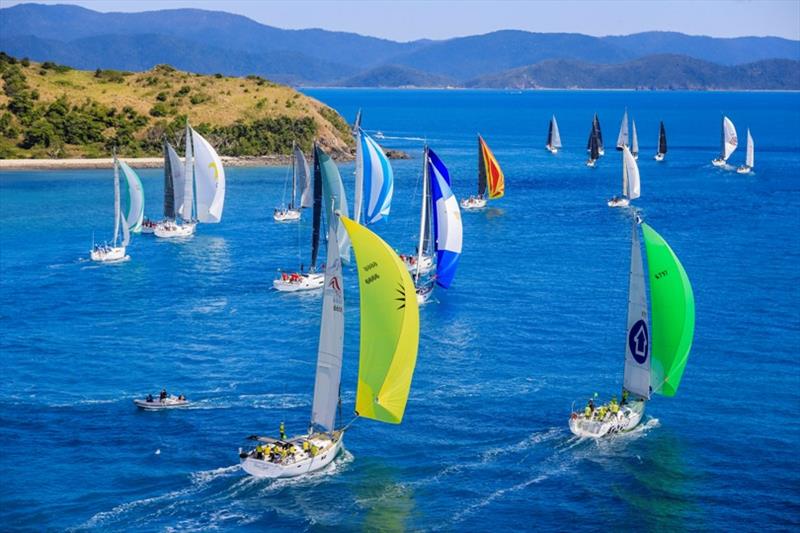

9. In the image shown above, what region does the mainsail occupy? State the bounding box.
[658,122,667,155]
[631,120,639,158]
[594,113,604,153]
[428,148,462,288]
[355,129,394,225]
[721,116,738,161]
[191,128,226,223]
[642,223,695,397]
[588,124,600,161]
[745,129,754,168]
[318,145,351,263]
[119,160,144,233]
[166,141,184,219]
[623,219,650,398]
[477,135,504,199]
[296,144,313,209]
[341,216,420,424]
[310,145,324,269]
[548,115,562,148]
[622,146,640,200]
[310,220,345,433]
[616,109,629,149]
[181,123,194,221]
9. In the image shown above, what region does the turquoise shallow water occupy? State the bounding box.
[1,89,799,531]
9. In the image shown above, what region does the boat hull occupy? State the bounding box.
[569,401,645,438]
[274,209,301,222]
[546,146,558,154]
[711,158,728,167]
[241,432,343,479]
[416,282,435,305]
[90,246,127,263]
[273,272,325,292]
[134,397,190,410]
[154,221,196,238]
[607,197,630,208]
[736,166,752,174]
[403,254,434,276]
[654,153,665,162]
[586,159,597,168]
[460,197,487,210]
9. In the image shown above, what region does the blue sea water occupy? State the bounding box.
[1,89,799,531]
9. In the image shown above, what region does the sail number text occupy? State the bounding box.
[654,270,669,280]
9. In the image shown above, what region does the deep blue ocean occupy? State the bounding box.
[1,89,799,531]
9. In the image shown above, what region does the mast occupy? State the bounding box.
[310,144,323,269]
[182,121,194,221]
[354,128,363,223]
[112,148,120,246]
[477,135,487,197]
[290,141,297,210]
[415,146,429,282]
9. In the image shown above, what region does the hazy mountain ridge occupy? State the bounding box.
[1,3,798,88]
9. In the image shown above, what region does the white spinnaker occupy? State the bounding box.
[167,142,185,218]
[296,144,313,209]
[623,146,640,200]
[354,129,364,224]
[433,171,463,257]
[191,128,226,223]
[623,221,651,399]
[181,124,194,221]
[310,221,344,433]
[119,161,144,233]
[617,109,629,149]
[723,116,738,160]
[746,129,754,168]
[551,116,562,148]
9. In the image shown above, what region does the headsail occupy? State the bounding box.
[623,219,650,399]
[358,129,394,224]
[722,116,738,161]
[548,115,562,148]
[296,144,313,209]
[166,141,184,219]
[622,146,640,200]
[594,113,604,153]
[658,121,667,155]
[631,120,639,158]
[642,223,695,397]
[310,220,344,433]
[478,135,504,199]
[341,216,420,424]
[318,145,351,263]
[616,109,629,150]
[119,161,144,233]
[428,148,462,288]
[745,129,754,168]
[191,128,225,223]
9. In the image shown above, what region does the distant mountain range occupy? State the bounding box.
[2,3,799,89]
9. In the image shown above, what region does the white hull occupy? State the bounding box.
[546,145,558,154]
[273,272,325,292]
[141,223,156,234]
[711,158,728,167]
[654,153,665,162]
[460,197,487,210]
[274,209,301,222]
[241,432,343,479]
[416,282,435,305]
[586,159,597,168]
[569,400,645,438]
[402,254,434,276]
[90,246,127,263]
[607,197,630,208]
[134,396,190,410]
[154,221,196,239]
[736,165,753,174]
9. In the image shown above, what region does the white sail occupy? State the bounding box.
[191,128,226,223]
[167,142,185,218]
[112,155,120,245]
[722,116,738,161]
[623,220,650,399]
[118,161,144,233]
[631,120,639,157]
[120,209,130,247]
[616,109,629,149]
[296,144,313,209]
[310,220,344,433]
[622,146,640,200]
[181,123,194,221]
[745,129,754,168]
[354,129,364,224]
[550,115,562,148]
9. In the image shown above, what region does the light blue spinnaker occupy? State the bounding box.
[428,148,462,288]
[319,146,351,263]
[118,160,145,233]
[356,128,394,225]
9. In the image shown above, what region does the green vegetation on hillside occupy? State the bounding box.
[0,53,353,159]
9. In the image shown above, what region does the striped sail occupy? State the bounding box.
[191,128,226,223]
[356,129,394,225]
[119,160,144,233]
[428,148,462,289]
[478,135,504,199]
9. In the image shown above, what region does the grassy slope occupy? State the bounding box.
[0,60,353,158]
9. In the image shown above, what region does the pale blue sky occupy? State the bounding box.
[2,0,799,41]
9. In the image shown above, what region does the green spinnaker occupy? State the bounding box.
[340,216,419,424]
[642,223,695,397]
[318,146,351,263]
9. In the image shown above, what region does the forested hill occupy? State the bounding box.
[0,53,354,159]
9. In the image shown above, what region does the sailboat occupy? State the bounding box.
[654,121,667,162]
[608,146,641,208]
[711,116,738,167]
[588,113,605,156]
[354,128,394,226]
[143,138,184,235]
[414,147,463,304]
[461,135,504,210]
[736,129,755,174]
[616,109,629,151]
[274,142,312,222]
[631,120,639,160]
[546,115,562,154]
[586,121,600,168]
[274,144,350,292]
[401,147,436,279]
[569,216,695,438]
[155,122,225,238]
[90,151,137,262]
[240,213,420,478]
